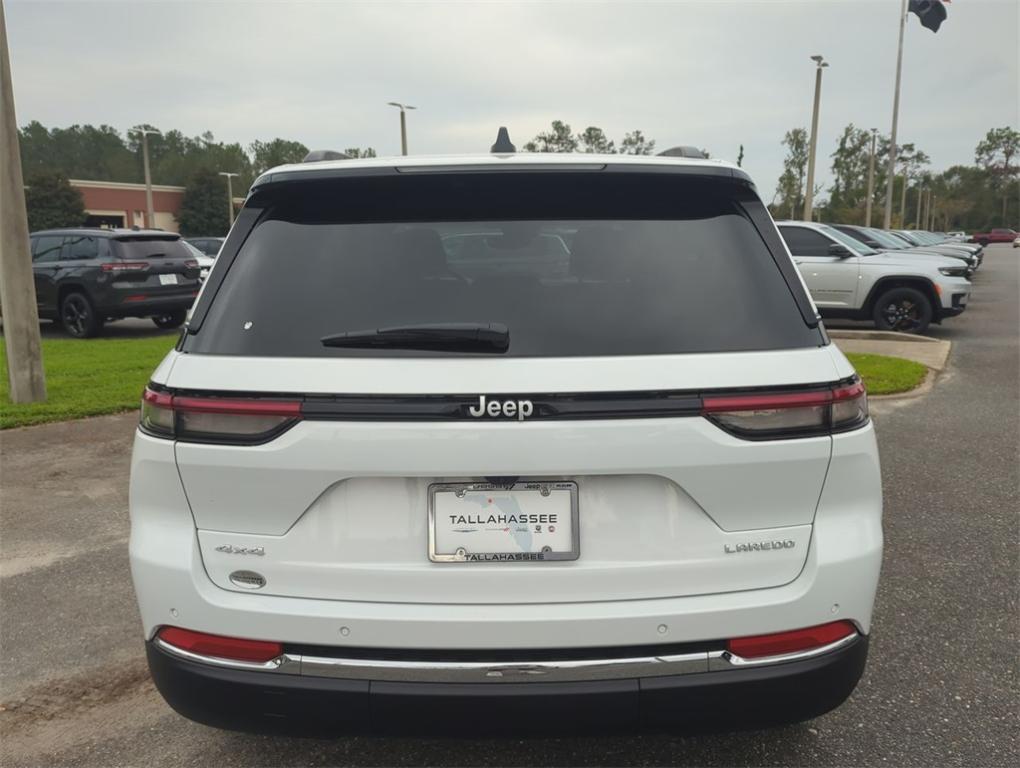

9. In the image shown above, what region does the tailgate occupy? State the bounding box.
[169,349,838,605]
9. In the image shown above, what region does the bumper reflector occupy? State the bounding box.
[157,627,282,663]
[726,620,857,659]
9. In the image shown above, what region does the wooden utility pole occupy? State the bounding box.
[0,0,46,403]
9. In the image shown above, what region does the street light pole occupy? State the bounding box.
[131,126,161,228]
[865,128,878,226]
[899,160,909,227]
[387,102,417,155]
[883,0,909,229]
[218,172,239,226]
[803,55,828,222]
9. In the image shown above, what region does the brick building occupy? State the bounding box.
[70,179,185,231]
[69,180,244,233]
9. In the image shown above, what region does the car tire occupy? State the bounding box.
[872,287,932,334]
[152,310,187,329]
[60,291,104,338]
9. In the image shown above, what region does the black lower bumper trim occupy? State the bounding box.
[146,635,869,736]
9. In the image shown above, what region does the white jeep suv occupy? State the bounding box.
[778,221,971,334]
[130,145,882,735]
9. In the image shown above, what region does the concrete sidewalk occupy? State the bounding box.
[829,329,952,371]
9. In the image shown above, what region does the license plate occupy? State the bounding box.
[428,481,578,563]
[159,273,178,285]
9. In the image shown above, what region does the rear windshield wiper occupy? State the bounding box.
[321,323,509,353]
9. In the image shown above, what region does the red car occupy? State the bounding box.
[969,228,1018,245]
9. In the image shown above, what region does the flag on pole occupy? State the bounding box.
[909,0,949,33]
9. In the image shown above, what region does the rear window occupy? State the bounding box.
[115,237,192,260]
[187,173,819,358]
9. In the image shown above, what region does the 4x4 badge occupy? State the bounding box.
[215,544,265,556]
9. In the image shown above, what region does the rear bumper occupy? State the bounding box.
[99,290,198,318]
[146,633,869,735]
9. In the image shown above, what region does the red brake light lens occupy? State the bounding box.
[703,377,868,439]
[726,620,857,659]
[157,627,282,663]
[140,387,301,443]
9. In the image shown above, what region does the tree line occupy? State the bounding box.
[19,119,1017,235]
[18,121,375,234]
[771,124,1019,231]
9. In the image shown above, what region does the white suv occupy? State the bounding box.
[778,221,971,334]
[130,145,882,735]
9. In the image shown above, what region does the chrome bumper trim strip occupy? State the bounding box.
[153,639,301,674]
[155,631,859,683]
[706,632,859,670]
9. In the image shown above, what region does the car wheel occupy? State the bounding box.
[152,310,187,329]
[872,287,932,334]
[60,291,104,338]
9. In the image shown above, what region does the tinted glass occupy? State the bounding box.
[114,237,192,260]
[64,234,99,260]
[182,241,206,259]
[189,176,817,358]
[819,225,876,255]
[863,228,906,249]
[33,236,64,263]
[835,226,869,244]
[778,226,831,257]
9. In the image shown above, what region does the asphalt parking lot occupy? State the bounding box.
[1,245,1017,767]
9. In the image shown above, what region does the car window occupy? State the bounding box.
[114,237,192,260]
[818,225,876,256]
[188,173,820,358]
[863,228,903,248]
[778,226,832,257]
[64,234,100,260]
[182,241,206,259]
[32,235,64,263]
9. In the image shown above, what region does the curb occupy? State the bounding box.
[828,329,942,344]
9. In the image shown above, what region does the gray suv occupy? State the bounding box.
[30,228,201,337]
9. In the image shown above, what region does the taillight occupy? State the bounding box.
[726,620,857,659]
[101,261,148,272]
[703,376,868,440]
[140,387,301,443]
[157,627,282,663]
[184,259,199,269]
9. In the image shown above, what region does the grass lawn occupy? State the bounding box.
[1,334,178,429]
[845,352,928,396]
[1,336,928,429]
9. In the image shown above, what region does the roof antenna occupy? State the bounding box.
[491,127,516,154]
[658,146,708,159]
[302,149,351,162]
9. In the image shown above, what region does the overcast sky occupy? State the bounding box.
[6,0,1018,198]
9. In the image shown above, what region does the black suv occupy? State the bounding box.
[30,229,201,337]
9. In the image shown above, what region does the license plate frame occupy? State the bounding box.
[159,273,178,286]
[428,480,579,563]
